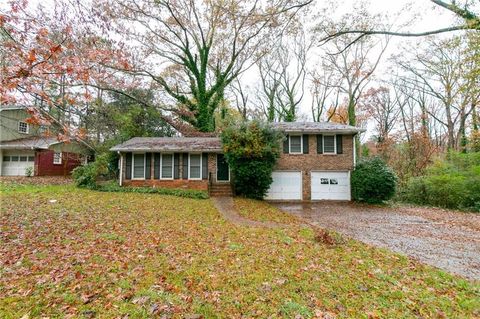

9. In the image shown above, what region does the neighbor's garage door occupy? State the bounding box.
[266,171,302,200]
[311,171,351,200]
[2,152,35,176]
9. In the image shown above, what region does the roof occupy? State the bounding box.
[0,105,28,112]
[0,136,59,150]
[270,122,365,134]
[110,137,223,153]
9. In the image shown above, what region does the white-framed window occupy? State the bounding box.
[18,121,29,134]
[132,153,145,179]
[323,135,336,154]
[289,135,303,154]
[188,153,202,180]
[53,152,62,164]
[161,153,174,179]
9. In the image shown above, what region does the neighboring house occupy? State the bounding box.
[0,106,91,176]
[111,122,364,201]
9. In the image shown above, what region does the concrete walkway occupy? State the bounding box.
[212,197,286,228]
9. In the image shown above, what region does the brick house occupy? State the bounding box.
[0,106,92,176]
[110,122,364,201]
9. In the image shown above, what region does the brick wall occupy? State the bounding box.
[121,152,218,190]
[275,134,354,200]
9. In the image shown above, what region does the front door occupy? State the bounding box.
[216,154,229,182]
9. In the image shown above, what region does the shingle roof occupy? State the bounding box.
[110,137,222,152]
[0,136,59,150]
[270,122,365,134]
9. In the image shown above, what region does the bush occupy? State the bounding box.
[25,166,33,177]
[72,163,98,188]
[221,120,283,199]
[95,181,208,199]
[351,157,397,203]
[72,153,109,189]
[399,152,480,211]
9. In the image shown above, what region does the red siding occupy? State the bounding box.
[35,150,83,176]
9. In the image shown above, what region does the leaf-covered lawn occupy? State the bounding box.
[1,185,479,318]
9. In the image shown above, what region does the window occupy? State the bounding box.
[3,156,10,162]
[161,153,173,179]
[18,121,29,134]
[133,153,145,179]
[28,156,35,162]
[19,156,27,162]
[189,154,201,179]
[11,156,19,161]
[53,152,62,164]
[289,135,302,154]
[323,135,336,154]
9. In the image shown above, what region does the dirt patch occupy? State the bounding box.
[274,202,480,281]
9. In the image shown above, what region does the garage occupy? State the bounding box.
[311,171,351,201]
[266,171,302,200]
[2,151,35,176]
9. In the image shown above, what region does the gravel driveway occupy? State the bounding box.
[274,202,480,281]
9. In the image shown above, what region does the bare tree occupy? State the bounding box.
[309,62,341,122]
[395,36,477,150]
[320,0,480,48]
[361,86,400,142]
[255,28,310,122]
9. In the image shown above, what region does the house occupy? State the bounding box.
[0,106,92,176]
[111,122,364,201]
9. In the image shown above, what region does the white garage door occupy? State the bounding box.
[266,171,302,200]
[311,171,351,201]
[2,153,35,176]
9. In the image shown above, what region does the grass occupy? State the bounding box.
[1,183,479,318]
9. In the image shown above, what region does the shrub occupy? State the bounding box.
[351,157,397,204]
[72,163,98,188]
[399,152,480,211]
[95,181,208,199]
[25,166,33,177]
[221,120,283,199]
[72,153,109,189]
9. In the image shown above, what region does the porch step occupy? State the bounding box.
[209,183,233,197]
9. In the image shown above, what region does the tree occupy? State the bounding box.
[221,121,283,199]
[255,28,310,122]
[395,36,477,150]
[320,0,480,47]
[360,86,400,143]
[99,0,311,133]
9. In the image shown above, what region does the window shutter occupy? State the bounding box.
[125,152,132,179]
[145,153,152,179]
[283,135,289,153]
[174,153,180,179]
[302,135,309,154]
[153,153,160,179]
[316,135,323,154]
[182,153,188,179]
[336,135,343,154]
[202,153,208,180]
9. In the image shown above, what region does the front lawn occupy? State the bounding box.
[1,184,478,318]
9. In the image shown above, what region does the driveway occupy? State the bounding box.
[274,202,480,281]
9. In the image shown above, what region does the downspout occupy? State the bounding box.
[118,151,123,186]
[353,135,357,167]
